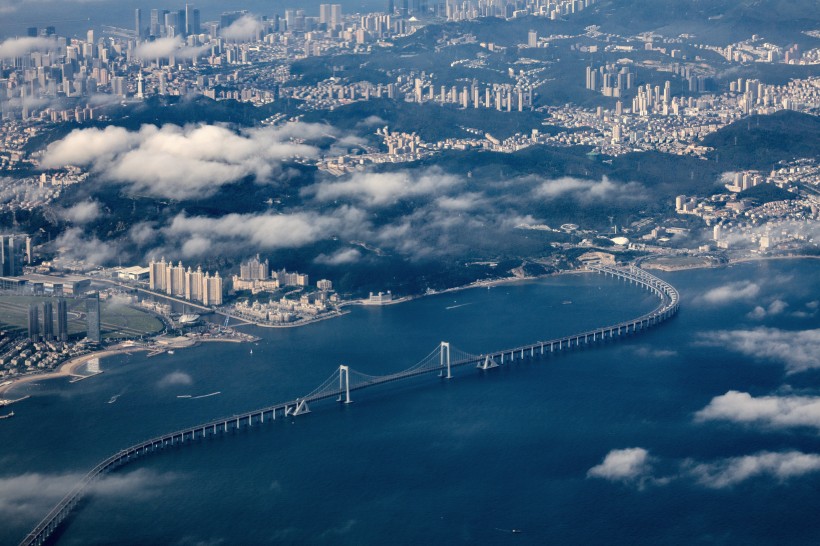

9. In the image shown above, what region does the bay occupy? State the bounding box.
[2,260,820,545]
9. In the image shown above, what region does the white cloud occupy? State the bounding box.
[129,222,157,246]
[747,299,788,320]
[0,36,54,58]
[59,201,101,224]
[0,469,176,521]
[134,37,208,60]
[435,192,484,211]
[220,15,264,41]
[534,175,644,202]
[695,390,820,431]
[587,448,653,483]
[53,227,117,266]
[356,115,387,128]
[306,169,463,207]
[158,371,193,388]
[696,328,820,374]
[162,207,369,259]
[696,281,760,305]
[688,451,820,489]
[41,124,323,200]
[40,125,141,167]
[589,447,820,490]
[314,248,362,265]
[631,346,678,359]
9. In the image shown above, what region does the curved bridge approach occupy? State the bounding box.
[20,265,679,546]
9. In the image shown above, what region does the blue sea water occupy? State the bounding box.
[2,260,820,545]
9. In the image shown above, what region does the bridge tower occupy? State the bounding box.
[440,341,451,379]
[338,365,352,404]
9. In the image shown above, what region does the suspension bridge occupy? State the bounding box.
[20,264,679,546]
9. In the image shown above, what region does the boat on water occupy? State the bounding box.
[167,350,175,355]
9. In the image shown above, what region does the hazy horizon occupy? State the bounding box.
[0,0,387,39]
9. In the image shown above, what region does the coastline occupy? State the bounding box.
[14,258,792,396]
[642,253,820,272]
[0,334,259,397]
[247,309,351,329]
[0,343,149,397]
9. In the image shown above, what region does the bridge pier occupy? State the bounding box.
[293,399,310,416]
[477,355,499,370]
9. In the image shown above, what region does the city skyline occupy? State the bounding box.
[1,0,819,544]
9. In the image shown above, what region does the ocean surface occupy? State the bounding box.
[0,1,388,39]
[2,260,820,545]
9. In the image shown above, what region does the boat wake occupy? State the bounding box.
[446,303,473,310]
[190,392,221,400]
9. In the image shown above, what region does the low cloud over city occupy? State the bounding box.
[41,123,328,199]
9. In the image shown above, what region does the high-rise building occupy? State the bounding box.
[184,266,204,302]
[0,235,22,277]
[330,4,343,28]
[319,4,332,25]
[317,279,333,291]
[585,66,598,91]
[150,9,160,36]
[191,9,201,34]
[221,11,244,31]
[166,261,186,297]
[528,30,538,48]
[149,258,168,291]
[178,9,187,36]
[202,272,224,306]
[183,4,200,35]
[28,304,40,342]
[135,8,143,39]
[240,255,269,281]
[86,293,101,343]
[42,301,54,340]
[57,298,69,342]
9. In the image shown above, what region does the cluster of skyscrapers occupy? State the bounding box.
[136,4,201,39]
[27,299,69,343]
[0,235,32,278]
[148,258,223,306]
[585,64,636,98]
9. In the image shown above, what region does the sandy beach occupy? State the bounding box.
[0,344,149,397]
